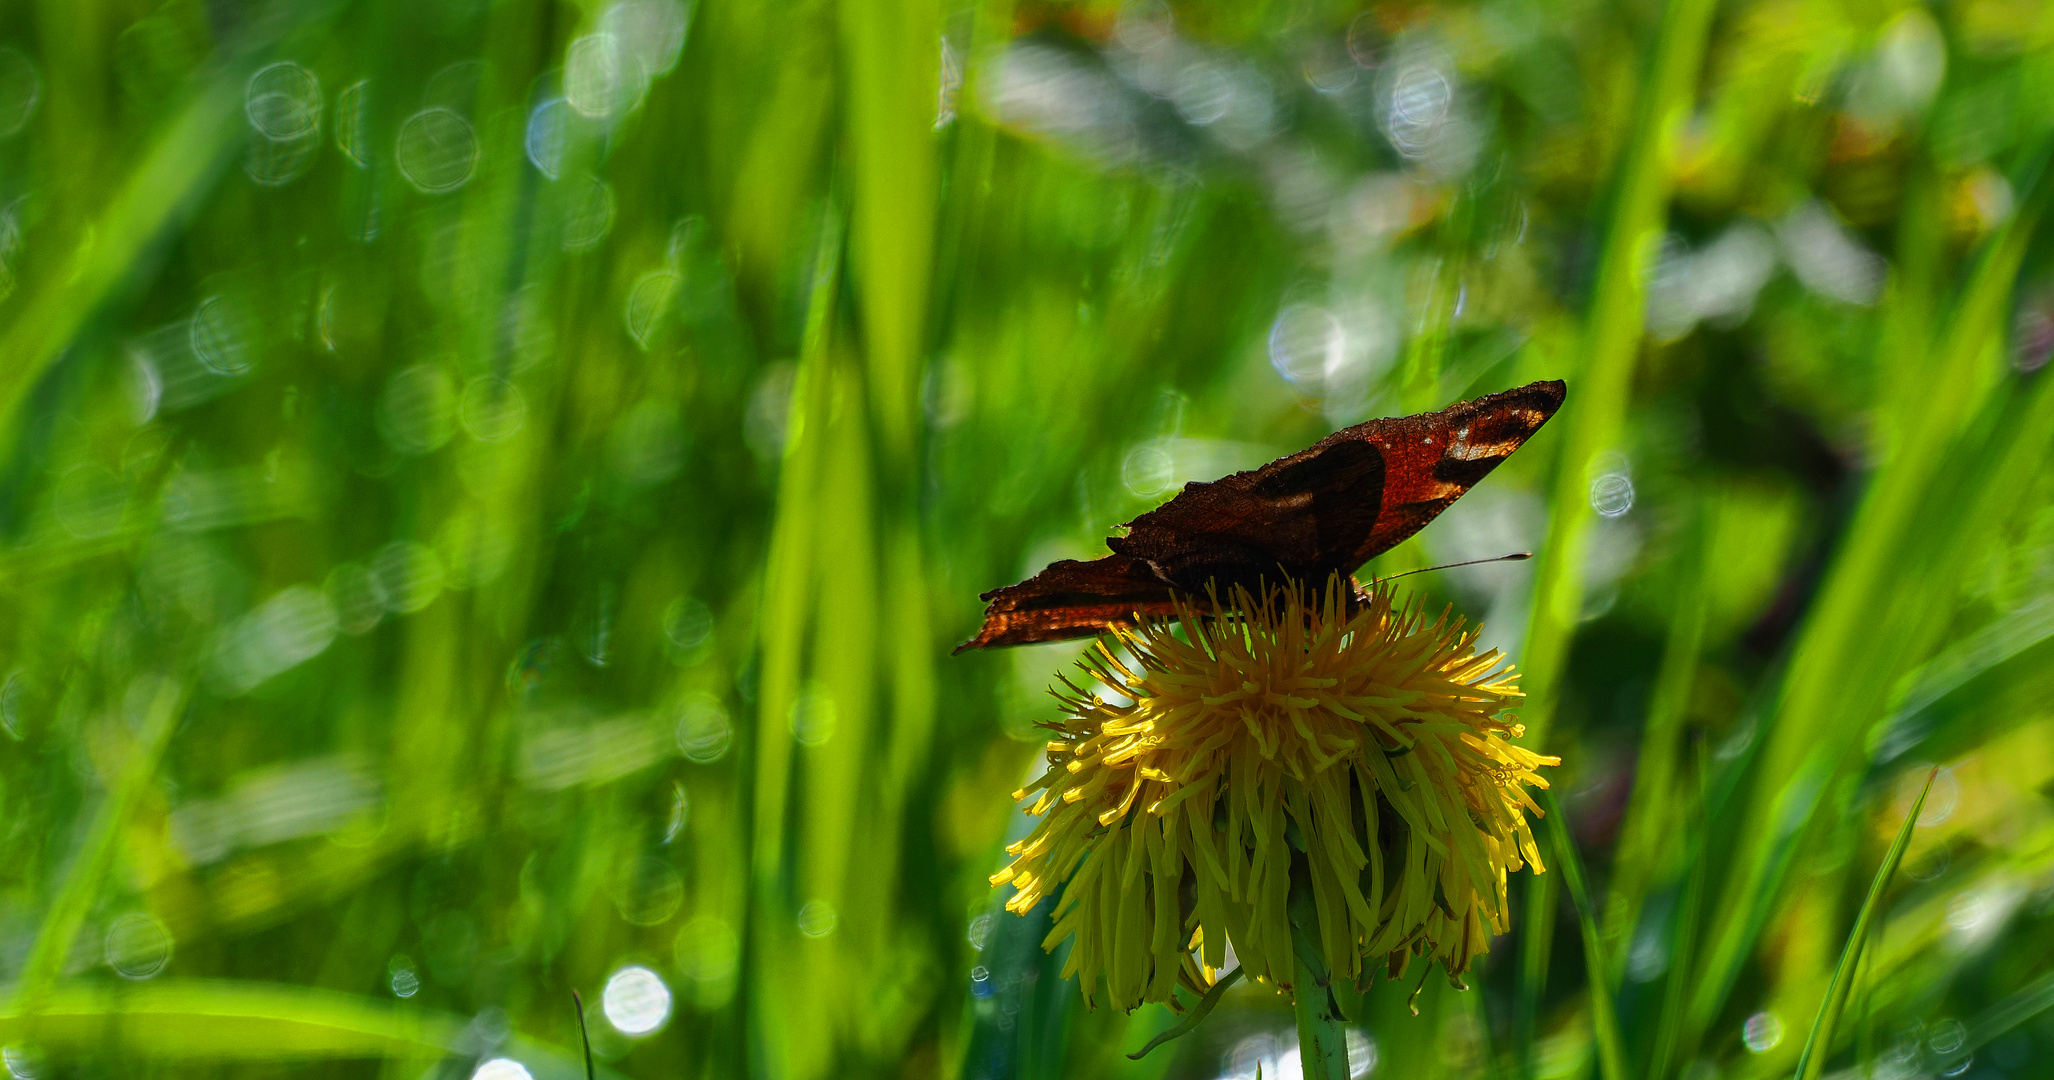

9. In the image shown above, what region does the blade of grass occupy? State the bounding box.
[837,0,940,469]
[8,676,185,1012]
[1646,736,1710,1080]
[571,990,595,1080]
[1790,767,1936,1080]
[0,979,615,1077]
[1126,967,1244,1061]
[1517,0,1720,750]
[1689,147,2049,1054]
[1515,0,1717,1060]
[1953,966,2054,1064]
[751,206,844,902]
[1535,789,1628,1080]
[1601,494,1708,977]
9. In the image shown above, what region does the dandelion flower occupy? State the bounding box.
[989,575,1556,1010]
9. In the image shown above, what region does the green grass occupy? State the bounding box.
[1,1,2053,1079]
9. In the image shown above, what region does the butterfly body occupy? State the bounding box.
[957,379,1565,652]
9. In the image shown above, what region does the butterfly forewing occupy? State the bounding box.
[1333,379,1565,564]
[957,379,1565,651]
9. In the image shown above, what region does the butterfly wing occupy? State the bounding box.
[952,554,1183,652]
[957,379,1566,651]
[1110,379,1565,585]
[1328,377,1565,565]
[1104,438,1386,591]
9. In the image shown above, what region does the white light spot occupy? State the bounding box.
[369,540,445,614]
[1122,443,1175,497]
[389,956,420,997]
[1741,1011,1783,1053]
[599,0,691,78]
[326,563,384,635]
[663,598,714,651]
[602,965,672,1035]
[564,33,649,120]
[470,1058,531,1080]
[105,913,173,979]
[1113,1,1174,54]
[213,586,340,693]
[395,108,478,193]
[245,62,322,140]
[797,899,837,938]
[1345,1028,1378,1078]
[525,98,570,178]
[1590,474,1635,518]
[3,1045,41,1079]
[676,693,732,764]
[1779,202,1885,306]
[190,295,255,376]
[936,37,962,128]
[1268,304,1346,390]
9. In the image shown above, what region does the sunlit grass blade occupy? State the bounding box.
[1790,766,1936,1080]
[752,206,844,899]
[1535,789,1627,1080]
[0,980,613,1078]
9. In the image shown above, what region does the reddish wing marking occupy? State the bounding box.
[957,379,1566,651]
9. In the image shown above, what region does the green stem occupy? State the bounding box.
[1289,886,1349,1080]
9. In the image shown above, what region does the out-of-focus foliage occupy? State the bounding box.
[0,0,2052,1078]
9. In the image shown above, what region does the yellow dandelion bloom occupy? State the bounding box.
[988,575,1557,1010]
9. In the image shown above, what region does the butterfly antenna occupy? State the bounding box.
[571,989,596,1080]
[1375,552,1531,584]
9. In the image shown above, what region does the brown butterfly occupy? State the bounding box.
[956,379,1566,652]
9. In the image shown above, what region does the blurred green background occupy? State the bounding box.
[1,0,2053,1078]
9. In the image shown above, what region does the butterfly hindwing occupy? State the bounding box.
[953,554,1183,652]
[958,379,1566,651]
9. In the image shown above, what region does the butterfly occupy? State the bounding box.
[956,379,1566,652]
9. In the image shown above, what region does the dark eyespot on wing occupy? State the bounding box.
[1336,379,1564,564]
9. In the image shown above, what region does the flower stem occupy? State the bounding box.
[1289,884,1350,1080]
